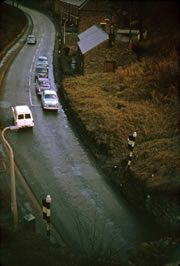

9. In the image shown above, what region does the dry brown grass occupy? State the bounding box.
[2,1,179,264]
[63,35,180,193]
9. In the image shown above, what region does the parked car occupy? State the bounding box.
[41,90,59,110]
[35,77,51,95]
[36,61,49,68]
[35,66,48,80]
[11,105,34,128]
[37,56,49,67]
[27,35,36,44]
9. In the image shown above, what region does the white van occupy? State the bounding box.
[11,105,34,128]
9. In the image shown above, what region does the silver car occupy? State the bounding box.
[41,90,59,110]
[27,35,36,44]
[35,77,51,95]
[37,56,49,68]
[35,66,48,80]
[36,61,49,68]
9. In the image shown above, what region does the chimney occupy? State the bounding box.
[108,24,115,47]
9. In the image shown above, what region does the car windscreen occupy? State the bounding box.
[45,94,56,99]
[38,58,48,62]
[36,68,48,73]
[28,36,35,41]
[39,81,49,86]
[37,62,48,66]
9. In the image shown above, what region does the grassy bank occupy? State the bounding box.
[62,2,180,195]
[0,3,26,57]
[63,60,180,194]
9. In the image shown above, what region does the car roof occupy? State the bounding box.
[14,105,32,113]
[36,62,49,67]
[37,61,48,64]
[36,65,48,69]
[28,35,35,38]
[38,77,49,81]
[44,90,56,94]
[38,56,48,60]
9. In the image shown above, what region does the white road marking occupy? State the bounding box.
[29,81,41,107]
[29,64,41,107]
[30,63,33,73]
[32,55,36,63]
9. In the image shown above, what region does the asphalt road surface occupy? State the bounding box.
[0,4,165,263]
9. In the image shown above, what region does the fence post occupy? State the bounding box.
[42,195,51,236]
[42,198,46,219]
[128,131,137,168]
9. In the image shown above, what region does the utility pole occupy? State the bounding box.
[128,1,134,49]
[42,195,52,236]
[138,1,143,41]
[63,19,67,46]
[127,132,137,168]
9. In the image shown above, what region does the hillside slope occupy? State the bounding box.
[62,1,180,196]
[0,3,26,58]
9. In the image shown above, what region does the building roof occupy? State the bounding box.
[77,25,109,54]
[59,0,88,7]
